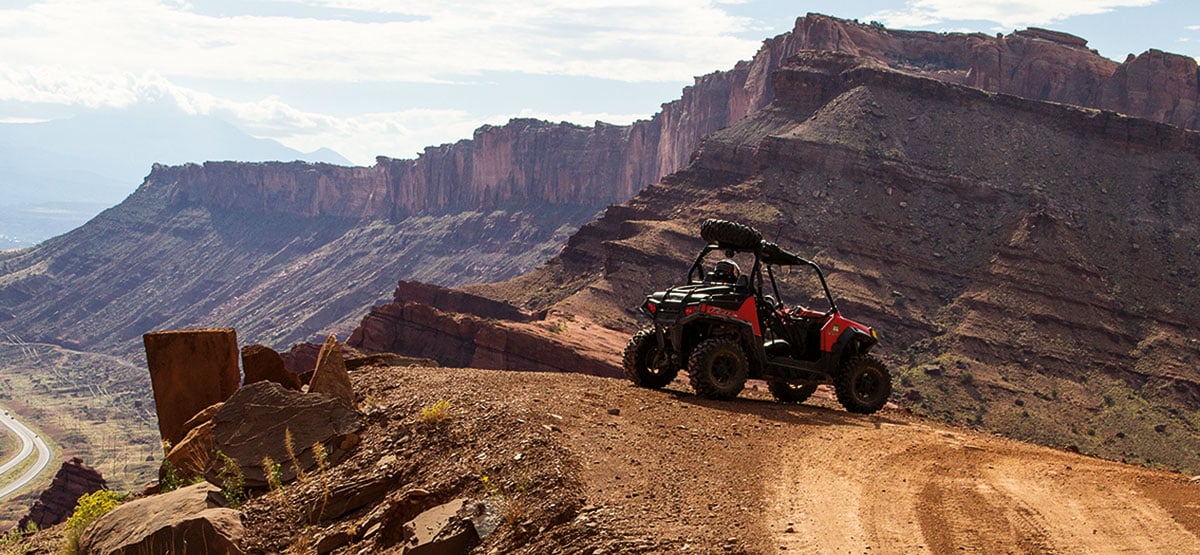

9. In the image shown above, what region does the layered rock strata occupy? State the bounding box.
[17,458,107,531]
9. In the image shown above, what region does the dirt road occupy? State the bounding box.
[513,372,1200,554]
[765,391,1200,554]
[224,365,1200,554]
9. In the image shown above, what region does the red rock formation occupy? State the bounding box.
[209,381,361,487]
[348,283,620,378]
[309,335,355,407]
[143,328,241,449]
[80,482,244,555]
[18,457,107,530]
[242,344,302,391]
[139,15,1200,233]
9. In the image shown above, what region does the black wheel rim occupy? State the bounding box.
[647,349,669,376]
[854,369,882,403]
[710,353,738,386]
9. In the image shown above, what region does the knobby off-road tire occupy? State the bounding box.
[834,355,892,414]
[768,380,818,404]
[622,328,679,389]
[688,337,749,400]
[700,219,762,250]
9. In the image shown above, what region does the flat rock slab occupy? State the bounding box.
[144,328,240,448]
[210,381,361,488]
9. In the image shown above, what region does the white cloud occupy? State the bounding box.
[0,0,759,84]
[0,1,753,165]
[868,0,1159,30]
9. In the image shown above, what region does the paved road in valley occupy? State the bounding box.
[0,409,52,501]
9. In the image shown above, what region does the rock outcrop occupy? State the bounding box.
[241,344,302,391]
[348,282,621,378]
[143,329,240,448]
[209,381,362,488]
[309,335,355,407]
[80,482,244,555]
[17,458,106,531]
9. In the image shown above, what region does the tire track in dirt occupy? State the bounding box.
[765,392,1200,554]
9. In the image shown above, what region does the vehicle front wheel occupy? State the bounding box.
[834,355,892,414]
[768,380,818,404]
[622,328,678,389]
[687,338,749,400]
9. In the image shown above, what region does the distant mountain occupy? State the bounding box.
[0,107,350,248]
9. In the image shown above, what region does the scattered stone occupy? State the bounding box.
[400,498,480,555]
[607,408,621,416]
[309,335,356,407]
[315,530,353,554]
[143,328,241,448]
[242,344,303,391]
[208,381,361,488]
[18,457,107,530]
[345,352,439,370]
[80,482,243,555]
[309,474,396,523]
[1155,424,1168,434]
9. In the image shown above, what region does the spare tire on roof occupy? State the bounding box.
[700,219,763,250]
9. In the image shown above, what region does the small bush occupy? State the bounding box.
[419,400,452,427]
[159,460,183,493]
[216,451,246,508]
[263,456,284,492]
[62,490,124,554]
[960,372,974,385]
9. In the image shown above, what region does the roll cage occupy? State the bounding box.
[687,241,839,318]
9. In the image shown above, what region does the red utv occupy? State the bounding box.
[623,219,891,414]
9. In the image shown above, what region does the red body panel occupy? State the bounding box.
[700,297,761,337]
[820,312,872,352]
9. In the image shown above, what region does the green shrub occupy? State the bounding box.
[419,400,452,427]
[62,490,124,554]
[216,451,246,508]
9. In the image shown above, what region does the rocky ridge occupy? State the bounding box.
[16,457,106,532]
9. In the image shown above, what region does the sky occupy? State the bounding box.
[1,0,1198,166]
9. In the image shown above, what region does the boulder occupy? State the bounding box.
[400,498,480,555]
[18,457,106,530]
[143,328,240,448]
[163,419,215,483]
[241,344,302,390]
[79,482,243,555]
[309,335,355,407]
[280,341,322,383]
[208,381,361,488]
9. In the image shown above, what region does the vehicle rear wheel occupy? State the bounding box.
[688,337,749,400]
[622,328,678,389]
[768,380,818,404]
[834,355,892,414]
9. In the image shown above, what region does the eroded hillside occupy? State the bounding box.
[396,52,1200,473]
